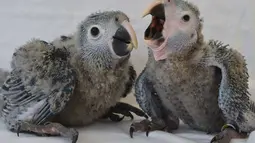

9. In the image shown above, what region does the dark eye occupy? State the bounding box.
[182,15,190,22]
[90,27,100,37]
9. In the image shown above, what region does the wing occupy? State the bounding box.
[134,67,179,125]
[206,40,255,132]
[1,39,76,125]
[121,65,137,98]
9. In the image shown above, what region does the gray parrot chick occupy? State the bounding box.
[129,0,255,143]
[0,11,148,143]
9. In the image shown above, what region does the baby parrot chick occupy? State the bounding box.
[130,0,255,143]
[0,11,148,143]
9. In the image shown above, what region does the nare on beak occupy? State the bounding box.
[112,20,138,57]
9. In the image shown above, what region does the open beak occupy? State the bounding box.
[121,20,138,50]
[142,0,164,18]
[141,0,165,41]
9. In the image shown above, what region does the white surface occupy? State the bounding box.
[0,0,254,143]
[0,116,250,143]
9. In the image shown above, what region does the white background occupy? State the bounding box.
[0,0,254,143]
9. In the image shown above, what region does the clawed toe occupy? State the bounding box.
[13,121,79,143]
[146,125,151,137]
[210,128,248,143]
[129,125,135,138]
[109,114,126,122]
[123,111,134,120]
[129,119,152,138]
[129,118,177,138]
[70,129,79,143]
[210,134,223,143]
[103,102,148,122]
[16,122,22,137]
[114,102,148,120]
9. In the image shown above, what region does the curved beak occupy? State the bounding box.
[142,0,163,18]
[121,20,138,50]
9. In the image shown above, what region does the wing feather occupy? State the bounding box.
[206,40,255,132]
[1,39,76,125]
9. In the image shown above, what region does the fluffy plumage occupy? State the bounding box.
[130,0,255,142]
[0,11,146,143]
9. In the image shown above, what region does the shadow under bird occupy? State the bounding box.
[130,0,255,143]
[0,10,148,143]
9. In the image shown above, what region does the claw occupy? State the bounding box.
[146,130,149,137]
[129,120,153,138]
[210,134,223,143]
[109,102,148,120]
[71,129,79,143]
[210,127,248,143]
[16,123,21,137]
[13,121,79,143]
[210,136,217,143]
[146,125,151,137]
[129,126,134,138]
[118,116,125,121]
[110,114,125,122]
[128,112,134,120]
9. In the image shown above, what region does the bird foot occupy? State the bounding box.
[210,126,247,143]
[103,102,148,122]
[129,119,167,138]
[15,121,79,143]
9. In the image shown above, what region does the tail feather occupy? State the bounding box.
[0,68,9,92]
[0,68,9,117]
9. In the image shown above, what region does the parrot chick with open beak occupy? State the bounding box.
[130,0,255,143]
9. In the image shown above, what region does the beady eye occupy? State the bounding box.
[182,14,190,22]
[90,27,100,37]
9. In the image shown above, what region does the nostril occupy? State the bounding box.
[191,33,194,38]
[168,0,170,2]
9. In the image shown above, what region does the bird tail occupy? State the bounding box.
[0,68,9,98]
[0,68,9,117]
[0,68,9,85]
